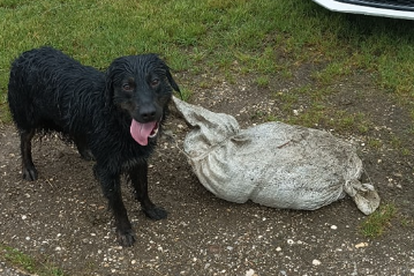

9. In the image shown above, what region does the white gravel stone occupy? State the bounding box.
[355,242,368,248]
[245,268,256,276]
[312,259,322,266]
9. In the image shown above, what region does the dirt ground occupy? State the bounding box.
[0,68,413,276]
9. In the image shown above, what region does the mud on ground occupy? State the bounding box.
[0,70,413,275]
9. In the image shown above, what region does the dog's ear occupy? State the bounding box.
[163,63,181,98]
[104,62,117,106]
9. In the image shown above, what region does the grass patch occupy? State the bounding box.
[0,243,67,276]
[272,85,372,135]
[360,204,397,239]
[256,75,270,88]
[176,87,192,102]
[1,0,414,111]
[367,138,383,150]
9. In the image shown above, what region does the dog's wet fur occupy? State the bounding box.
[7,46,180,247]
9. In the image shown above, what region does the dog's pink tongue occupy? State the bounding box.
[130,119,156,146]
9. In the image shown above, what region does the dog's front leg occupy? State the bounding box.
[129,162,168,220]
[20,129,38,181]
[94,165,135,247]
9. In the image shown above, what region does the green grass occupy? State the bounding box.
[1,1,414,115]
[0,243,67,276]
[359,204,397,239]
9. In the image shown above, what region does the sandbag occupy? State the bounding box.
[172,97,380,215]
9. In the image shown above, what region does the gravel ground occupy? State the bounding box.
[0,262,32,276]
[1,72,413,275]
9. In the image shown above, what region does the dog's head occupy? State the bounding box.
[105,54,180,146]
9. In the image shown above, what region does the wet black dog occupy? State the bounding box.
[8,46,180,247]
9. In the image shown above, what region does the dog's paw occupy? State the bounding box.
[22,167,38,181]
[117,229,136,247]
[143,206,168,220]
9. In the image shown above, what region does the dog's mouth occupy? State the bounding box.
[130,119,160,146]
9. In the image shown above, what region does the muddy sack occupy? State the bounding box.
[172,97,380,215]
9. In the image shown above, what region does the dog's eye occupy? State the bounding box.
[150,79,160,87]
[122,83,133,91]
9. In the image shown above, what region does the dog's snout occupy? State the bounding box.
[140,106,157,122]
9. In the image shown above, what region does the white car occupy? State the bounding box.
[312,0,414,20]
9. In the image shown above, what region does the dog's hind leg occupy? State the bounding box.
[73,135,94,161]
[20,129,38,181]
[129,162,168,220]
[94,165,135,247]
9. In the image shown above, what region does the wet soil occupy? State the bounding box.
[0,69,413,275]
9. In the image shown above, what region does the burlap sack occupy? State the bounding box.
[173,97,380,215]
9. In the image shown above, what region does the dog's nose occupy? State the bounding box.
[140,106,157,122]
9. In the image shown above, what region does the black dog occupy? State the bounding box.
[7,46,180,247]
